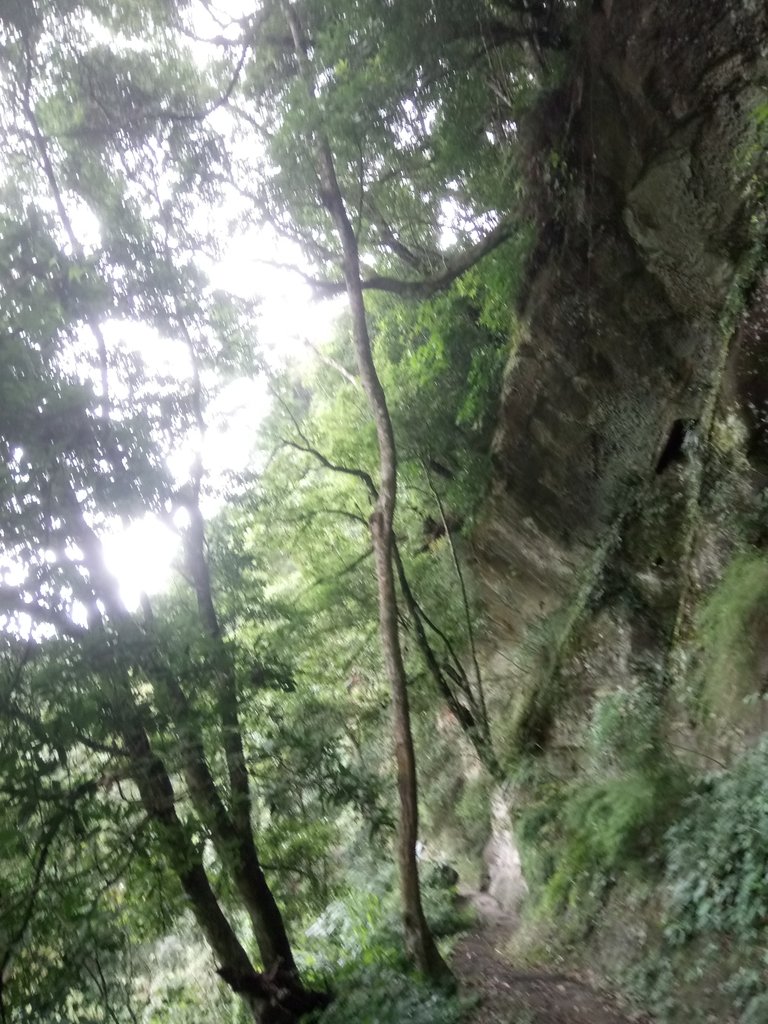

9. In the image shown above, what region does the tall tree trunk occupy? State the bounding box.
[181,498,300,981]
[153,665,299,978]
[339,202,450,983]
[284,4,452,983]
[278,435,500,775]
[175,308,302,985]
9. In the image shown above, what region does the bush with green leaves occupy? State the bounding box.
[298,857,472,978]
[518,766,690,916]
[586,684,663,773]
[693,552,768,728]
[304,964,467,1024]
[615,739,768,1022]
[663,738,768,945]
[297,859,474,1024]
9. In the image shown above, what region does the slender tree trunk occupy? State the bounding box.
[154,666,299,977]
[128,723,328,1022]
[175,315,302,985]
[278,434,499,775]
[423,469,493,752]
[182,504,299,974]
[284,4,451,983]
[392,543,501,779]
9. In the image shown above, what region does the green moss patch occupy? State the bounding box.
[695,551,768,728]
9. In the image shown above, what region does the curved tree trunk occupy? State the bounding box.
[318,112,451,987]
[284,3,452,984]
[176,308,303,986]
[67,497,315,1021]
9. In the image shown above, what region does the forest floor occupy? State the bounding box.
[452,891,643,1024]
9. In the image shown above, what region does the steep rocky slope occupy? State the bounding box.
[465,1,768,1018]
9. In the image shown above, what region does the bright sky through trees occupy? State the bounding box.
[75,0,346,610]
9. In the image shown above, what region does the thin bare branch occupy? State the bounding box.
[307,547,374,591]
[424,464,490,737]
[302,339,359,387]
[21,44,111,415]
[281,439,377,500]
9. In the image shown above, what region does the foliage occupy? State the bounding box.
[299,857,473,979]
[294,883,475,1024]
[246,281,510,778]
[416,719,493,878]
[134,929,237,1024]
[586,684,663,773]
[508,645,768,1024]
[664,738,768,945]
[518,767,689,918]
[609,739,768,1022]
[0,0,552,1015]
[304,963,467,1024]
[514,671,690,947]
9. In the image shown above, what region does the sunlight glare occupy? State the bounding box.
[101,319,194,379]
[204,223,341,367]
[101,516,179,611]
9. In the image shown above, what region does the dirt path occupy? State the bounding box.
[452,892,643,1024]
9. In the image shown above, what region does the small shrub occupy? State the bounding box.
[518,768,690,915]
[300,891,398,975]
[304,964,467,1024]
[618,740,768,1020]
[741,993,768,1024]
[421,863,476,939]
[694,552,768,725]
[299,860,471,977]
[587,684,662,772]
[664,737,768,944]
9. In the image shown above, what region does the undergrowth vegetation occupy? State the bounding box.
[306,966,467,1024]
[630,737,768,1022]
[693,552,768,728]
[518,767,689,918]
[299,864,475,1024]
[515,677,687,921]
[300,861,474,977]
[514,691,768,1022]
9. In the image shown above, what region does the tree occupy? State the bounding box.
[0,5,330,1019]
[0,0,566,1011]
[217,0,553,976]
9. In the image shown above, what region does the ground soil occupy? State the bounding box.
[452,892,645,1024]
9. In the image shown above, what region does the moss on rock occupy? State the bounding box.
[693,551,768,733]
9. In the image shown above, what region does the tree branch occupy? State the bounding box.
[302,218,516,299]
[424,465,491,743]
[21,43,111,416]
[0,586,88,640]
[307,547,374,591]
[280,434,498,774]
[283,507,368,528]
[281,439,377,501]
[0,779,98,989]
[302,338,359,387]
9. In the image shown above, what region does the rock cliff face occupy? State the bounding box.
[469,0,768,1013]
[475,0,768,765]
